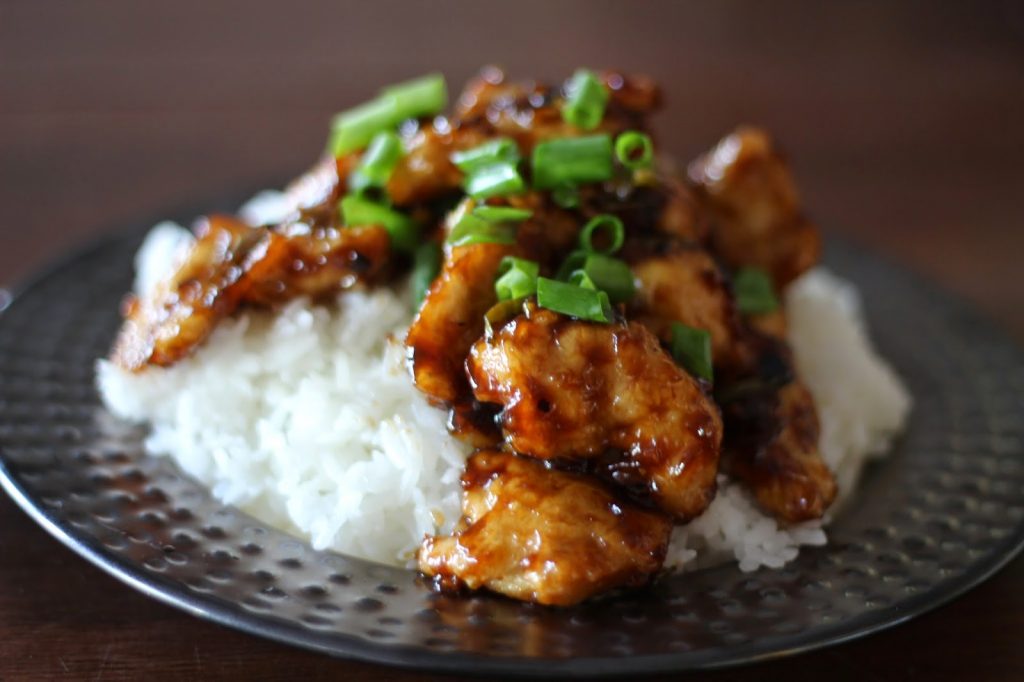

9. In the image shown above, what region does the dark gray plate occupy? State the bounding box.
[1,201,1023,678]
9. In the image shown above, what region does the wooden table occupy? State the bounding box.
[2,2,1022,679]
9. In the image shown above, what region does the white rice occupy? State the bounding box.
[96,192,911,571]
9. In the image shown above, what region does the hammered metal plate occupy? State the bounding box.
[1,200,1023,677]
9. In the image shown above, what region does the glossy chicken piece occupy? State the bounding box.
[405,240,515,404]
[112,216,268,371]
[720,376,837,523]
[628,241,748,370]
[419,451,672,606]
[382,68,662,209]
[113,216,392,371]
[243,224,391,305]
[468,306,722,520]
[690,126,820,288]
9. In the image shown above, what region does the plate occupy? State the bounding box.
[1,198,1023,677]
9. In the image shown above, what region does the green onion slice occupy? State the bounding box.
[536,277,613,323]
[555,249,588,281]
[495,257,540,301]
[382,73,448,122]
[473,205,533,222]
[733,267,779,314]
[328,97,397,157]
[562,69,609,131]
[411,241,442,308]
[531,135,614,190]
[328,73,447,156]
[349,130,404,192]
[465,163,526,199]
[339,194,418,254]
[451,138,520,174]
[579,214,625,254]
[615,131,654,170]
[671,322,713,382]
[447,209,517,247]
[576,253,635,303]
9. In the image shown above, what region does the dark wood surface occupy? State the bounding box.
[1,2,1022,680]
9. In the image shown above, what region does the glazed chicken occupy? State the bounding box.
[467,305,722,520]
[419,451,672,606]
[112,215,390,371]
[690,126,821,288]
[111,68,844,606]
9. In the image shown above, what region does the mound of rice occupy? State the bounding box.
[96,193,911,571]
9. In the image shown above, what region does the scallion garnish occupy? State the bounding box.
[574,253,635,303]
[329,97,398,157]
[339,194,418,254]
[328,73,448,156]
[562,69,609,131]
[671,322,713,382]
[579,214,625,254]
[349,130,404,192]
[473,205,533,222]
[615,131,654,170]
[464,163,526,199]
[531,135,614,190]
[495,257,540,301]
[382,73,448,122]
[451,138,520,174]
[536,277,613,323]
[447,210,517,247]
[555,249,588,281]
[733,267,779,314]
[411,241,442,308]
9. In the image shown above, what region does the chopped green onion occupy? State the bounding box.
[328,73,448,156]
[473,205,533,222]
[411,241,442,308]
[671,323,713,382]
[562,69,609,131]
[495,257,540,301]
[552,184,580,209]
[531,135,614,190]
[339,194,418,254]
[536,277,613,323]
[555,249,588,281]
[349,130,404,192]
[734,267,779,314]
[576,253,635,303]
[615,131,654,170]
[579,214,625,254]
[448,210,517,247]
[451,138,520,174]
[465,163,526,199]
[382,73,448,122]
[328,97,397,157]
[568,269,598,290]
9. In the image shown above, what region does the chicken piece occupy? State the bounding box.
[243,223,391,305]
[627,241,748,370]
[689,126,820,288]
[467,306,722,520]
[419,451,672,606]
[112,216,269,371]
[720,374,838,522]
[405,240,515,404]
[379,68,662,209]
[112,216,392,371]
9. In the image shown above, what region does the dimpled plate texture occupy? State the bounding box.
[1,211,1023,678]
